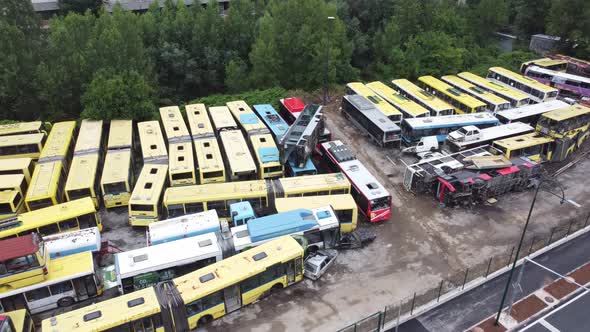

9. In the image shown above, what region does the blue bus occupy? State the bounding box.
[286,158,318,176]
[400,113,499,145]
[253,104,290,141]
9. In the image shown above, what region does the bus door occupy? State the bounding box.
[286,260,295,284]
[223,285,241,313]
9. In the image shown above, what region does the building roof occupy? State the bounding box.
[0,234,39,261]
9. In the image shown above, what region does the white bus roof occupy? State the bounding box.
[528,65,590,84]
[321,140,390,201]
[403,112,498,129]
[44,227,101,257]
[448,122,534,148]
[495,100,569,122]
[147,210,220,245]
[115,232,221,279]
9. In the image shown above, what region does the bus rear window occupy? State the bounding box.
[0,202,14,214]
[131,204,155,212]
[370,196,391,211]
[105,182,127,194]
[68,188,91,200]
[27,198,53,210]
[203,171,223,179]
[172,172,192,180]
[264,166,283,173]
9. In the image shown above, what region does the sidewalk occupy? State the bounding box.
[394,230,590,332]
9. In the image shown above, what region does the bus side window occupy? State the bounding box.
[77,213,96,229]
[39,224,59,236]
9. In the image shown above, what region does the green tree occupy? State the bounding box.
[250,0,356,90]
[81,70,156,120]
[467,0,507,39]
[59,0,102,14]
[513,0,551,37]
[403,31,467,79]
[225,59,250,93]
[547,0,590,57]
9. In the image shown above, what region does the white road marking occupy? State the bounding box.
[539,319,561,332]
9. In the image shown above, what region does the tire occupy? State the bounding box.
[198,315,213,327]
[270,283,284,294]
[57,296,75,307]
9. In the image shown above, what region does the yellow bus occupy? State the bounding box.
[536,104,590,141]
[0,134,45,161]
[65,120,104,208]
[128,164,168,226]
[37,121,76,166]
[0,309,35,332]
[441,75,512,113]
[418,75,487,114]
[0,158,34,184]
[186,103,215,139]
[0,121,47,137]
[492,133,556,163]
[100,120,135,208]
[0,174,27,197]
[226,100,270,136]
[219,130,257,181]
[390,79,455,116]
[458,71,531,108]
[366,81,430,118]
[1,251,101,315]
[0,197,101,239]
[275,194,358,233]
[0,233,49,291]
[42,236,304,331]
[138,121,168,165]
[209,106,238,133]
[521,58,568,73]
[249,133,283,179]
[169,142,196,186]
[163,173,351,219]
[346,82,403,123]
[159,106,191,143]
[193,138,226,184]
[24,161,66,211]
[0,190,25,222]
[487,67,559,103]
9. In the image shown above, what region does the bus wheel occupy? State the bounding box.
[270,283,284,294]
[57,296,75,307]
[198,315,213,326]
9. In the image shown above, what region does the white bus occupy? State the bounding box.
[43,227,101,259]
[445,122,535,152]
[494,100,569,125]
[146,210,220,245]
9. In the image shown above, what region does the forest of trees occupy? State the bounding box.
[1,0,589,122]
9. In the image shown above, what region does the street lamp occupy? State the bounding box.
[494,176,579,325]
[324,16,335,106]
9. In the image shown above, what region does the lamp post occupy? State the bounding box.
[324,16,335,106]
[494,177,578,325]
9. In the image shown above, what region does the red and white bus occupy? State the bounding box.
[279,97,305,125]
[316,140,391,223]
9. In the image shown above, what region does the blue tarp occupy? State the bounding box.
[248,209,318,243]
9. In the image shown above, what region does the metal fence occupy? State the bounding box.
[339,212,590,332]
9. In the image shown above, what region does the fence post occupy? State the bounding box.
[462,268,469,290]
[382,306,387,329]
[566,219,574,236]
[507,246,515,266]
[378,312,383,332]
[528,236,535,255]
[410,292,417,315]
[485,257,493,278]
[547,227,555,245]
[437,280,444,302]
[584,212,590,228]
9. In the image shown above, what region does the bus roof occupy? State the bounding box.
[249,133,280,165]
[449,122,535,148]
[343,95,401,132]
[25,161,62,202]
[366,81,430,117]
[346,82,402,117]
[391,79,454,112]
[107,120,133,149]
[193,138,224,174]
[441,75,511,106]
[523,58,568,68]
[129,164,168,206]
[278,172,351,194]
[0,233,39,261]
[185,103,214,139]
[101,149,132,185]
[0,133,44,148]
[41,286,160,332]
[169,142,194,174]
[0,157,32,172]
[493,133,554,150]
[147,209,219,245]
[489,67,559,94]
[65,154,100,191]
[11,198,96,236]
[0,121,43,136]
[116,231,220,279]
[247,209,323,243]
[418,75,487,109]
[457,72,530,101]
[495,100,569,122]
[528,65,590,84]
[1,310,28,332]
[209,106,238,132]
[275,194,356,212]
[0,190,20,204]
[541,103,590,121]
[0,174,25,190]
[219,130,256,174]
[165,180,267,204]
[175,236,302,302]
[137,121,168,163]
[402,112,499,129]
[226,100,269,135]
[39,121,76,162]
[0,251,94,298]
[280,97,305,113]
[74,120,103,154]
[253,104,289,138]
[159,106,191,142]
